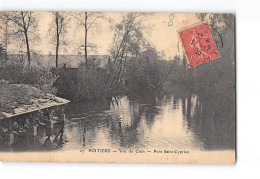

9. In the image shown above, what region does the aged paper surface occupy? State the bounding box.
[0,12,235,164]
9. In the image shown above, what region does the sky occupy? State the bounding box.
[2,12,201,60]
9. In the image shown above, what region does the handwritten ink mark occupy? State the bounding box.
[168,13,175,26]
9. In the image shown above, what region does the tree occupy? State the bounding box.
[71,12,105,68]
[0,16,9,66]
[196,13,207,22]
[1,11,38,67]
[109,13,148,89]
[49,12,69,68]
[0,44,7,67]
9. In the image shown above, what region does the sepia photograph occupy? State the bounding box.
[0,11,235,164]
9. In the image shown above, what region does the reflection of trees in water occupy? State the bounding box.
[107,102,142,148]
[81,118,109,148]
[174,87,235,150]
[173,97,179,110]
[107,94,161,148]
[110,85,235,150]
[63,91,165,149]
[109,117,140,148]
[62,99,111,149]
[195,92,235,150]
[143,105,160,129]
[65,86,235,151]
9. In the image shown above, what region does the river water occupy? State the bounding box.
[0,92,236,152]
[59,92,235,152]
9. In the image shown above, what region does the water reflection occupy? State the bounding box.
[0,91,235,152]
[61,91,235,151]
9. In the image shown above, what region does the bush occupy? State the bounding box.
[2,65,58,95]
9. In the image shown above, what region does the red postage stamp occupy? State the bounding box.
[179,22,220,67]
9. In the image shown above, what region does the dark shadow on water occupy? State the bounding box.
[171,86,235,150]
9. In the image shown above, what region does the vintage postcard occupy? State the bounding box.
[0,12,235,164]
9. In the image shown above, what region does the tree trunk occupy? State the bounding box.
[56,38,59,68]
[24,30,31,67]
[4,21,8,67]
[21,12,31,67]
[55,14,60,68]
[84,12,88,68]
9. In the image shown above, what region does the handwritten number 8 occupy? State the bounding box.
[168,13,175,26]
